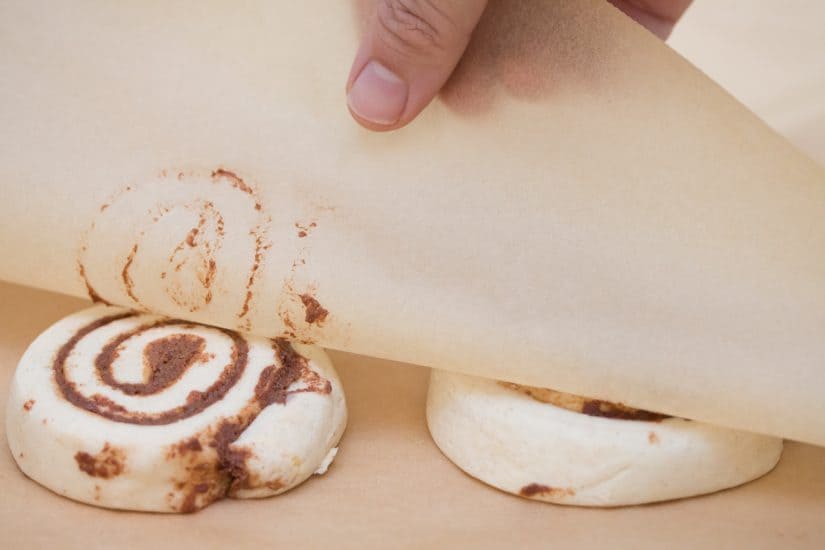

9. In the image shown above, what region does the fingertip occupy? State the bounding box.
[345,0,489,132]
[346,60,409,128]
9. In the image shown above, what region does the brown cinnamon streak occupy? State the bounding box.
[97,333,206,396]
[53,314,247,425]
[299,294,329,325]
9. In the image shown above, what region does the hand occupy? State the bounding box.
[346,0,692,131]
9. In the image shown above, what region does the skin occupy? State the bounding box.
[346,0,693,131]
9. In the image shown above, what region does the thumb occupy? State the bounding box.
[346,0,488,131]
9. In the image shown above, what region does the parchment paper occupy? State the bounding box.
[1,0,824,446]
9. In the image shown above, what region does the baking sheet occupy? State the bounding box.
[1,281,824,549]
[1,0,824,446]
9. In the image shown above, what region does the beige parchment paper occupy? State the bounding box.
[1,0,824,446]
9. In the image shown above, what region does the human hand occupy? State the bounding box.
[346,0,692,131]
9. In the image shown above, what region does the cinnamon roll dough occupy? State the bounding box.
[6,305,347,512]
[426,370,782,506]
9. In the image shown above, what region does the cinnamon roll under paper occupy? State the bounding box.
[426,370,782,506]
[6,305,346,513]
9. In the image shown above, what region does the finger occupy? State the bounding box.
[608,0,693,40]
[346,0,489,131]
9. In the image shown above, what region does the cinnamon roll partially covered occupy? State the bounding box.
[6,305,346,512]
[426,370,782,506]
